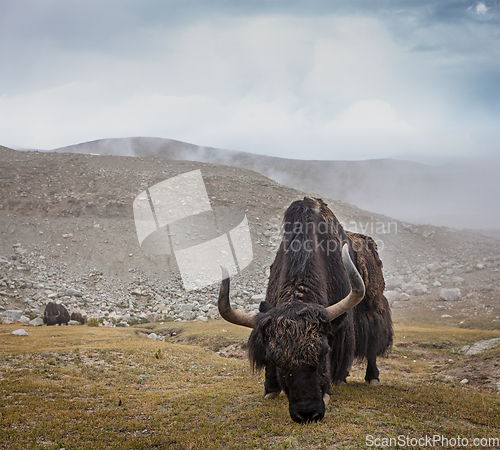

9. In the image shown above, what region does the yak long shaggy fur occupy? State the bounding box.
[248,197,392,385]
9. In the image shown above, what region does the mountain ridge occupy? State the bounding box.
[51,137,499,230]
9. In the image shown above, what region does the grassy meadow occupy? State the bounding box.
[0,321,499,449]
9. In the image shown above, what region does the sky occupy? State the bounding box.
[0,0,499,163]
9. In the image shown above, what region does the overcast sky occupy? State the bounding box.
[1,0,499,162]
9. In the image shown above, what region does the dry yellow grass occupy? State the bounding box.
[0,321,499,449]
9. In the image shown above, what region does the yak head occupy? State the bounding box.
[218,244,365,424]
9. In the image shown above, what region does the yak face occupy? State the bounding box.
[249,302,333,423]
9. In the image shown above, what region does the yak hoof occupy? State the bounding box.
[365,379,380,387]
[323,393,330,405]
[263,390,281,399]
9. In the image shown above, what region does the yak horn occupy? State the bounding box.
[218,266,257,329]
[325,244,365,321]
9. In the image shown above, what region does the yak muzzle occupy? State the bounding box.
[289,401,325,424]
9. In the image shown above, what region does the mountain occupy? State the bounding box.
[53,137,500,229]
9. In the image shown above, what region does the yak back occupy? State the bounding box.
[346,231,386,311]
[346,231,393,358]
[265,197,352,309]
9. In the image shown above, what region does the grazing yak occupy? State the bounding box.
[70,312,85,325]
[218,197,392,423]
[43,302,70,326]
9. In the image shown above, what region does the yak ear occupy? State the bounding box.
[259,301,273,313]
[248,328,268,372]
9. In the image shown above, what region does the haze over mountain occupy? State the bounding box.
[53,137,500,230]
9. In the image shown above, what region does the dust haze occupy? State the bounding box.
[54,137,500,230]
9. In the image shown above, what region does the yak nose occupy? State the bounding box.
[291,408,324,424]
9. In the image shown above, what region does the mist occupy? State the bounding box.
[53,137,500,230]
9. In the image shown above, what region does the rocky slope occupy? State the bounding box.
[54,137,500,229]
[1,146,499,329]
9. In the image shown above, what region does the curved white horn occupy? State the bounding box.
[218,266,257,329]
[325,244,365,321]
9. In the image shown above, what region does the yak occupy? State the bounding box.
[218,197,392,423]
[43,302,70,326]
[70,312,85,325]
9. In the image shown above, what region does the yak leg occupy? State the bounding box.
[263,362,281,399]
[364,357,380,386]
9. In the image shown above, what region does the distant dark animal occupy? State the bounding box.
[70,312,85,325]
[43,302,70,326]
[218,197,392,423]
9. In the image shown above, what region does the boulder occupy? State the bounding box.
[178,311,195,321]
[385,276,403,290]
[439,288,461,302]
[403,283,428,296]
[65,288,83,297]
[426,262,442,273]
[11,329,29,336]
[29,317,44,326]
[461,338,500,355]
[385,291,410,303]
[1,310,23,322]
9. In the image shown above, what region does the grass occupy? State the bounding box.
[0,322,499,450]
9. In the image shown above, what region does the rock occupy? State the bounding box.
[391,302,402,309]
[439,288,461,302]
[0,310,23,322]
[403,283,428,296]
[385,291,410,303]
[385,276,403,290]
[29,317,44,326]
[482,284,494,292]
[68,320,81,325]
[65,288,83,297]
[427,262,442,272]
[461,338,500,355]
[451,276,464,286]
[441,314,452,318]
[116,322,129,327]
[11,329,29,336]
[251,294,265,301]
[147,333,158,340]
[178,311,195,320]
[436,305,446,311]
[19,315,30,323]
[445,268,455,275]
[432,280,442,287]
[460,379,469,384]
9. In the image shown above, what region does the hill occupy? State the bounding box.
[54,137,500,229]
[0,145,498,331]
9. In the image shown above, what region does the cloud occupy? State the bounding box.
[475,3,489,15]
[0,2,499,162]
